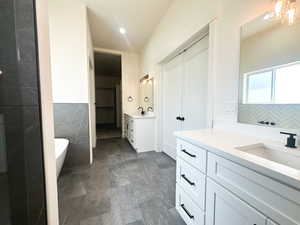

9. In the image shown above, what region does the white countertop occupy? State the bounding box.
[175,129,300,190]
[125,113,155,119]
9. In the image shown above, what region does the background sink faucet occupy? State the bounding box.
[137,106,145,115]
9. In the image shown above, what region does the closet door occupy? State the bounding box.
[162,56,183,159]
[182,35,209,130]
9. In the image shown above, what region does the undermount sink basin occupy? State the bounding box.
[236,143,300,170]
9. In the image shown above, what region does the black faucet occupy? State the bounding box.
[280,132,297,148]
[137,106,145,115]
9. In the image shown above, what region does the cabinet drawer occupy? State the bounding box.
[176,184,205,225]
[207,152,300,225]
[177,140,207,173]
[176,158,206,210]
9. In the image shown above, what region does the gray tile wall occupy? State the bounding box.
[238,104,300,129]
[53,103,90,168]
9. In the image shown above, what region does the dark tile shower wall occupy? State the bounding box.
[0,0,47,225]
[53,103,90,167]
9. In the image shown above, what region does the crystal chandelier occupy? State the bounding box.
[274,0,297,25]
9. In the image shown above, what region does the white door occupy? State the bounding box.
[182,36,209,130]
[162,35,210,159]
[206,178,267,225]
[162,55,183,159]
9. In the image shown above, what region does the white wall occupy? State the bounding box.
[122,52,140,114]
[142,0,219,73]
[49,0,90,104]
[87,17,97,150]
[240,22,300,74]
[49,0,95,158]
[141,0,300,147]
[35,0,59,224]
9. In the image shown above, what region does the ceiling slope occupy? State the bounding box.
[82,0,174,52]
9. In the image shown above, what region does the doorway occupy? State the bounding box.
[94,52,122,139]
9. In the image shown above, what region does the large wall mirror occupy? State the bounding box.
[238,9,300,129]
[139,76,154,112]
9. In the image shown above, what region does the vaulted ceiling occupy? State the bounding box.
[82,0,174,52]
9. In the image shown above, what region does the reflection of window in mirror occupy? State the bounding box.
[243,62,300,104]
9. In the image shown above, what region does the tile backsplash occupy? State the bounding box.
[238,104,300,129]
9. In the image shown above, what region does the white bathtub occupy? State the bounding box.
[55,138,69,178]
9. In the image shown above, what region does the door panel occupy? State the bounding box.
[162,56,183,159]
[206,178,267,225]
[182,36,209,130]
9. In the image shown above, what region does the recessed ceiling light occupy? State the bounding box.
[119,27,126,34]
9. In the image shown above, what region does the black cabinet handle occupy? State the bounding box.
[182,149,196,158]
[180,204,194,219]
[176,116,181,120]
[180,117,185,121]
[181,174,195,186]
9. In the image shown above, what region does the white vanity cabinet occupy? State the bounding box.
[124,113,155,153]
[175,139,207,225]
[175,132,300,225]
[206,178,266,225]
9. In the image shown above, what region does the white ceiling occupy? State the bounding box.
[82,0,174,52]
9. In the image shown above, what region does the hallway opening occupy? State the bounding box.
[94,52,122,140]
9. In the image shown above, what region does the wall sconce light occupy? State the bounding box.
[144,97,149,102]
[128,96,134,102]
[140,74,154,85]
[140,74,150,84]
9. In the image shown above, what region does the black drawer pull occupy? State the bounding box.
[180,204,194,219]
[182,149,196,158]
[181,174,195,186]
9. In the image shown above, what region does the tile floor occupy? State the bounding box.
[96,128,122,140]
[58,138,185,225]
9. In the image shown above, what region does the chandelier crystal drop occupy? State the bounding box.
[273,0,297,25]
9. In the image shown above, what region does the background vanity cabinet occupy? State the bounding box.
[175,138,300,225]
[124,113,155,153]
